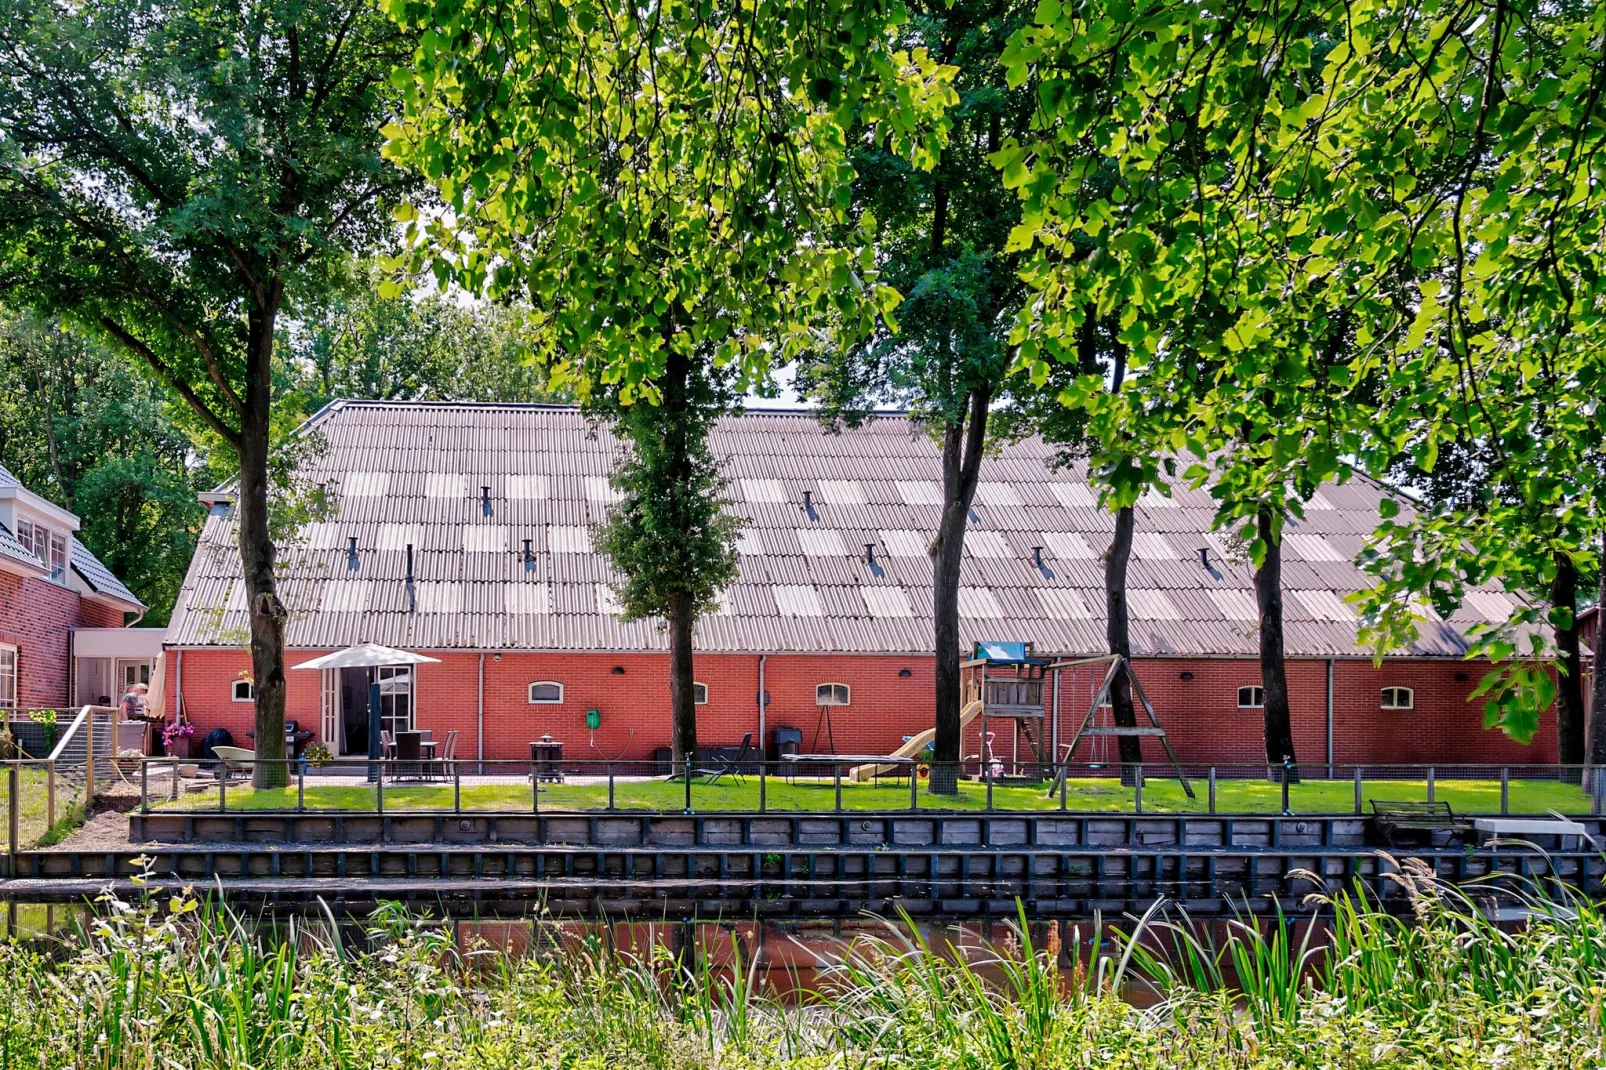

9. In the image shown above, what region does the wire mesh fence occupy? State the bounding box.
[111,757,1606,818]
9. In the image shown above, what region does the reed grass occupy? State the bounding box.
[0,862,1600,1068]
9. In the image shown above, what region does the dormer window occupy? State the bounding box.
[14,519,36,557]
[47,531,67,578]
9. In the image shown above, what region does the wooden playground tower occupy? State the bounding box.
[961,642,1053,780]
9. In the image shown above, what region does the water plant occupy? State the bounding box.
[0,864,1600,1068]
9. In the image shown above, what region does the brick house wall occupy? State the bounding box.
[166,647,1559,767]
[0,570,128,710]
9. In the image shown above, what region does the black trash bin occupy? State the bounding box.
[769,726,802,762]
[200,727,234,764]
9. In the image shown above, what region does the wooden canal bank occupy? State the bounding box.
[2,810,1601,918]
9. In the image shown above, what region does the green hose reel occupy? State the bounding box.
[585,708,601,730]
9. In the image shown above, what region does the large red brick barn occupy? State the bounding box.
[159,402,1557,769]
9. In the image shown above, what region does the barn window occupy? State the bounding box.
[693,682,708,705]
[528,681,564,704]
[231,679,254,702]
[1237,685,1265,709]
[1381,686,1414,710]
[816,683,851,706]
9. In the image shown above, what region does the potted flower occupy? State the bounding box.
[164,720,197,760]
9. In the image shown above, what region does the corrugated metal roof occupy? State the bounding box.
[161,401,1527,656]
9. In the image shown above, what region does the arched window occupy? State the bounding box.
[231,679,254,702]
[528,681,564,704]
[1381,686,1414,710]
[1237,685,1265,709]
[816,682,851,707]
[693,682,708,705]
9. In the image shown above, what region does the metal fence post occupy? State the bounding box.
[758,763,766,813]
[985,760,994,812]
[1059,768,1067,811]
[218,766,227,813]
[910,766,918,811]
[376,763,384,815]
[533,759,540,814]
[683,755,692,814]
[1353,766,1363,815]
[608,763,616,812]
[1280,758,1292,816]
[140,759,149,814]
[85,712,95,809]
[1500,767,1509,815]
[1208,767,1217,815]
[1134,764,1143,814]
[298,761,306,812]
[834,765,843,812]
[1426,766,1435,803]
[8,763,18,861]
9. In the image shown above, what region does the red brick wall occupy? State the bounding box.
[166,647,1560,767]
[0,570,125,709]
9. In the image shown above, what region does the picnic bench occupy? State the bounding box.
[1370,799,1473,847]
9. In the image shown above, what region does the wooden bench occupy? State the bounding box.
[1370,800,1473,847]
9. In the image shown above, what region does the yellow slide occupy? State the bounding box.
[849,700,985,782]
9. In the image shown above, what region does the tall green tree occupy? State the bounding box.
[0,311,204,623]
[291,266,564,408]
[595,353,741,763]
[999,0,1606,757]
[797,0,1033,791]
[384,0,953,762]
[0,0,418,785]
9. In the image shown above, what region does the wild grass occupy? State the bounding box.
[0,863,1601,1068]
[143,773,1596,815]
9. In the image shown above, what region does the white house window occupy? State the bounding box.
[231,679,254,702]
[14,520,36,557]
[528,681,563,704]
[47,531,68,578]
[1381,686,1414,710]
[693,682,708,705]
[1237,685,1265,709]
[816,683,851,707]
[0,644,16,710]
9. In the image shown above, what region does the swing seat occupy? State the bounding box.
[1080,726,1167,737]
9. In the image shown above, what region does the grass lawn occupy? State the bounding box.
[147,771,1597,816]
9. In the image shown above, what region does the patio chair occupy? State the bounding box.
[693,733,753,786]
[380,730,395,759]
[439,730,460,778]
[394,731,423,781]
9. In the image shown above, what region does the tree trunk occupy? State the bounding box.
[667,590,698,765]
[1588,529,1606,800]
[241,306,288,789]
[929,388,989,794]
[1104,505,1143,772]
[1255,507,1299,776]
[1550,552,1585,775]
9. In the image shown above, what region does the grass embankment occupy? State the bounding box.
[0,766,85,848]
[0,873,1601,1067]
[149,773,1595,814]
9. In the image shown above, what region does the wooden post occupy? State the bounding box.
[47,761,55,830]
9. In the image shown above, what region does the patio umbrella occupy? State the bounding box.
[291,643,440,778]
[290,643,441,671]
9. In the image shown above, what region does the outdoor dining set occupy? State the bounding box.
[379,728,461,781]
